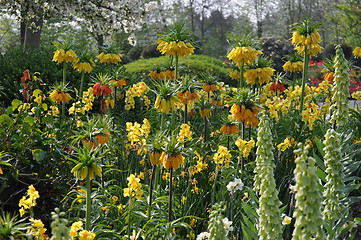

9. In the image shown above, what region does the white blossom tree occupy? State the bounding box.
[1,0,152,49]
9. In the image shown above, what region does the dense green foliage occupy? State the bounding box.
[124,55,234,85]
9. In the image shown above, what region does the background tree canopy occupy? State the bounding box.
[1,0,361,61]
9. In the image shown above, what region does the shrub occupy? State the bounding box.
[260,37,294,72]
[0,46,79,107]
[141,44,162,59]
[322,43,353,60]
[123,55,234,85]
[126,46,143,61]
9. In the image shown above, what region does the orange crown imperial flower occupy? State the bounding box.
[149,149,163,165]
[49,90,72,103]
[200,108,211,118]
[270,82,286,93]
[203,83,217,93]
[161,152,185,170]
[220,124,239,135]
[92,83,113,96]
[110,79,126,88]
[178,90,199,105]
[230,104,259,127]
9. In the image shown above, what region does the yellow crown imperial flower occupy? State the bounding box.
[97,52,122,64]
[154,95,179,114]
[353,47,361,58]
[291,19,322,57]
[283,61,303,72]
[157,40,195,57]
[73,60,94,73]
[227,46,262,67]
[244,67,275,85]
[157,22,195,58]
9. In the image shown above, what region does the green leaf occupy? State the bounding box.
[316,167,326,183]
[11,99,22,111]
[24,116,35,126]
[32,89,42,97]
[313,152,326,171]
[0,114,12,124]
[6,106,13,115]
[32,149,47,162]
[42,103,48,111]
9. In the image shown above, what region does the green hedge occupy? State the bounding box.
[124,54,234,85]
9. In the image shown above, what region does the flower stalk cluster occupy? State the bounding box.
[292,144,325,240]
[123,174,144,200]
[322,129,345,223]
[330,44,350,128]
[254,115,282,240]
[208,203,230,240]
[19,185,39,217]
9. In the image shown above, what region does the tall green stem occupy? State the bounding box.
[79,72,85,97]
[85,176,91,231]
[211,164,219,206]
[239,62,245,89]
[184,104,188,124]
[62,62,67,119]
[204,115,207,142]
[299,49,310,113]
[128,198,132,240]
[148,164,157,219]
[292,72,296,88]
[62,62,67,85]
[168,168,173,222]
[174,55,179,81]
[61,102,65,119]
[241,121,245,171]
[161,112,166,132]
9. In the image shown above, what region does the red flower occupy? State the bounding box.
[270,82,285,93]
[92,83,113,96]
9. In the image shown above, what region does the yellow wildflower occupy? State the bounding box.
[277,138,292,152]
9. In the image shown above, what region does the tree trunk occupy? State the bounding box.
[257,20,263,38]
[189,0,195,32]
[97,33,104,53]
[20,21,26,46]
[23,17,43,49]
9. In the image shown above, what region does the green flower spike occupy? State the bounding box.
[254,113,283,240]
[253,111,274,193]
[292,144,325,240]
[331,44,350,128]
[50,208,70,240]
[208,203,229,240]
[322,129,345,222]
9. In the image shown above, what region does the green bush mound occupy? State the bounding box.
[0,46,79,107]
[124,54,234,85]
